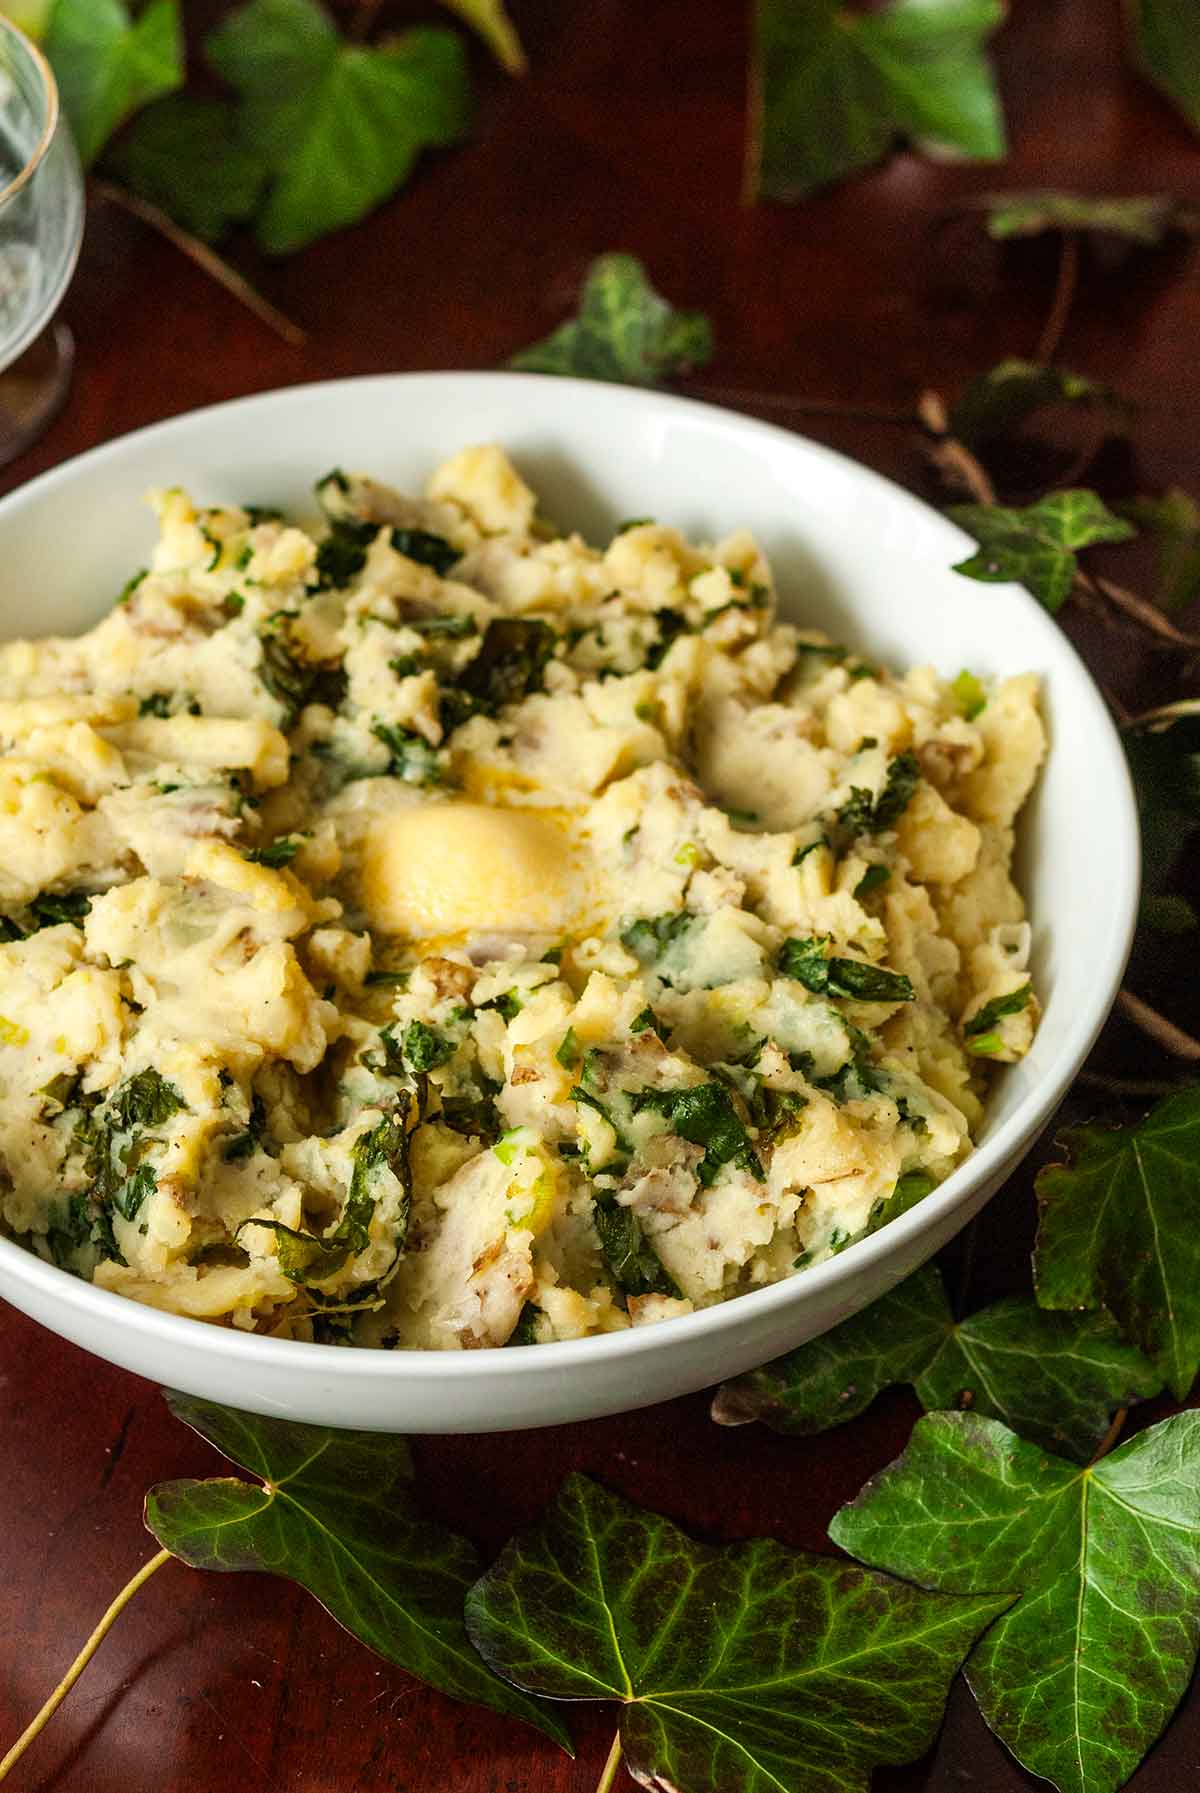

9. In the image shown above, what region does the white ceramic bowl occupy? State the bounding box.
[0,374,1138,1432]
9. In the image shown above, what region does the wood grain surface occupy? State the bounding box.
[2,3,1199,1789]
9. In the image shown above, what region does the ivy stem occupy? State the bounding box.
[1117,990,1200,1062]
[1035,232,1081,366]
[1089,1407,1128,1468]
[1076,570,1200,653]
[595,1729,624,1793]
[92,180,307,349]
[1077,1069,1192,1100]
[0,1547,172,1783]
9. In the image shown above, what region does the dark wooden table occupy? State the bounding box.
[3,3,1200,1788]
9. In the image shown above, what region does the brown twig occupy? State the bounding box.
[1076,569,1200,652]
[1076,1070,1190,1100]
[92,180,307,350]
[1117,989,1200,1062]
[1035,233,1081,366]
[916,389,997,504]
[1088,1406,1128,1468]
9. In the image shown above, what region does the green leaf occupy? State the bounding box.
[46,0,183,166]
[1126,1,1200,135]
[437,0,525,73]
[147,1393,570,1747]
[1035,1087,1200,1399]
[591,1192,679,1299]
[101,95,266,241]
[949,489,1136,612]
[777,935,914,1003]
[509,253,713,386]
[1124,704,1200,911]
[979,188,1196,242]
[949,358,1113,449]
[865,1169,937,1234]
[1120,488,1200,610]
[465,1472,1009,1793]
[831,1409,1200,1793]
[206,0,471,255]
[749,0,1006,203]
[712,1264,1159,1460]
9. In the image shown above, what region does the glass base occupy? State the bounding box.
[0,321,74,469]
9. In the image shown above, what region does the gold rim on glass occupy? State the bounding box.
[0,15,60,211]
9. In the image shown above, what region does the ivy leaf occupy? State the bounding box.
[831,1410,1200,1793]
[978,187,1197,242]
[1123,704,1200,924]
[749,0,1006,204]
[465,1472,1010,1793]
[509,253,712,386]
[145,1392,570,1749]
[101,96,266,241]
[949,358,1115,449]
[1127,1,1200,136]
[948,489,1136,612]
[712,1264,1159,1461]
[1035,1087,1200,1399]
[438,0,526,74]
[1120,488,1200,610]
[45,0,183,166]
[206,0,470,255]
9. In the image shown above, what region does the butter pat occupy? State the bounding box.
[361,802,574,937]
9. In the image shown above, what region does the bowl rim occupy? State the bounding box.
[0,14,60,210]
[0,369,1141,1380]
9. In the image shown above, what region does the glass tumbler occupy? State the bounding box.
[0,13,84,467]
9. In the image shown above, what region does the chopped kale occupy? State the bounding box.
[115,569,147,605]
[224,1092,267,1161]
[792,837,827,866]
[317,468,350,494]
[834,787,876,836]
[620,912,695,968]
[866,1170,938,1235]
[247,835,304,868]
[27,890,92,931]
[570,1083,634,1159]
[633,1082,764,1187]
[835,751,921,837]
[370,721,444,785]
[441,618,556,730]
[389,528,460,575]
[439,1080,502,1141]
[314,517,377,590]
[645,607,691,671]
[405,611,477,638]
[109,1068,185,1131]
[138,692,172,718]
[964,982,1033,1038]
[630,1005,663,1035]
[364,969,410,989]
[873,751,921,830]
[854,864,891,899]
[592,1192,680,1298]
[506,1300,543,1346]
[259,630,348,724]
[241,1105,413,1284]
[382,1018,456,1074]
[556,1028,580,1067]
[814,1023,888,1103]
[778,936,914,1004]
[242,504,284,526]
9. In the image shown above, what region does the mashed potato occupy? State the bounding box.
[0,447,1044,1349]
